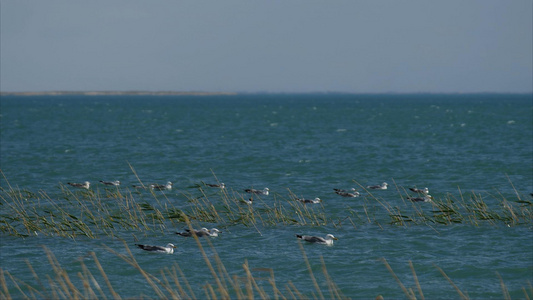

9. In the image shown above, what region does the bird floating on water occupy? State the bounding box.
[409,187,429,194]
[296,234,338,245]
[335,190,360,197]
[333,188,356,193]
[100,180,121,186]
[67,181,90,189]
[206,182,225,188]
[135,243,176,254]
[176,228,221,237]
[297,198,322,204]
[244,188,269,195]
[150,182,173,190]
[367,182,388,190]
[408,195,433,202]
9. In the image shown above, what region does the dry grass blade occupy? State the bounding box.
[380,258,416,300]
[103,241,167,298]
[298,242,325,300]
[496,272,511,300]
[0,269,12,300]
[409,260,424,300]
[90,252,121,299]
[434,264,469,300]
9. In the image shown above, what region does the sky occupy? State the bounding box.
[1,1,532,93]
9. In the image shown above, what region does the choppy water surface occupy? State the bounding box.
[1,93,532,299]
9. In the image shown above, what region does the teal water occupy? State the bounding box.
[1,93,532,299]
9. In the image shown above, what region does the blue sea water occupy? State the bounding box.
[1,93,532,299]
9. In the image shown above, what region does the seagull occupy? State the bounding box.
[135,243,176,254]
[67,181,90,189]
[408,195,433,202]
[333,188,357,193]
[367,182,388,190]
[242,198,253,205]
[206,183,225,188]
[297,198,322,204]
[295,234,338,245]
[335,190,360,197]
[100,180,121,186]
[176,228,221,237]
[244,188,269,195]
[150,182,173,190]
[206,228,221,237]
[409,187,429,194]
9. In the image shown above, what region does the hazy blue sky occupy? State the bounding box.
[1,1,532,93]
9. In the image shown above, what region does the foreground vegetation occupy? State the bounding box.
[2,234,531,300]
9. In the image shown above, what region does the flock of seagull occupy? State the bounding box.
[66,179,432,254]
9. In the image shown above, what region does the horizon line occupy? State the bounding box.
[1,90,532,96]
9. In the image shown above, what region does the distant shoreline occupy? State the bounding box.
[0,91,238,96]
[1,91,531,96]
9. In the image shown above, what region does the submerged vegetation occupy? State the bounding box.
[1,173,531,239]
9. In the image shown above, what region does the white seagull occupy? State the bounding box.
[244,188,269,195]
[135,243,176,254]
[297,198,322,204]
[100,180,121,186]
[67,181,90,189]
[176,228,221,237]
[367,182,388,190]
[296,234,338,245]
[409,187,429,194]
[150,182,173,190]
[408,195,433,202]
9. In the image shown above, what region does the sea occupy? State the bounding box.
[0,93,532,299]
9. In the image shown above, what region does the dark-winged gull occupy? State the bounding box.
[408,195,433,202]
[409,187,429,194]
[333,188,357,193]
[67,181,90,189]
[135,243,176,254]
[297,198,322,204]
[244,188,269,195]
[100,180,121,186]
[206,183,225,188]
[295,234,338,245]
[367,182,388,190]
[335,190,360,197]
[150,182,173,190]
[176,228,221,237]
